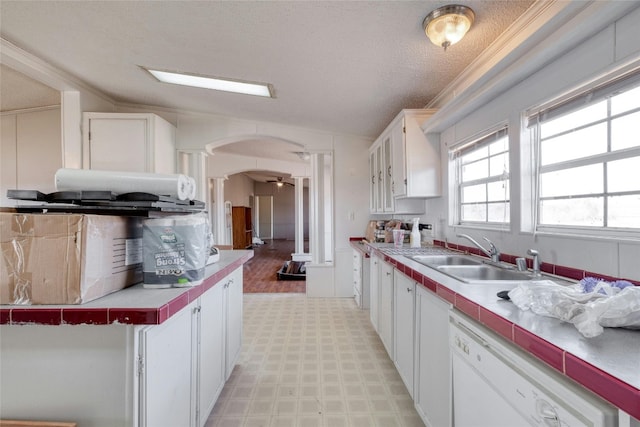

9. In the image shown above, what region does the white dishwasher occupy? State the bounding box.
[450,312,617,427]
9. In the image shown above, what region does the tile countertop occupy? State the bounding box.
[0,249,253,326]
[356,241,640,420]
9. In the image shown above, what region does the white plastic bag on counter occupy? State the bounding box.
[509,280,640,338]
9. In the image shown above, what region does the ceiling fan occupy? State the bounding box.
[266,176,294,187]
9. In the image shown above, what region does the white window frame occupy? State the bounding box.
[525,68,640,240]
[449,125,510,230]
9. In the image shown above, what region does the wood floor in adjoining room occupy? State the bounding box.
[243,239,306,293]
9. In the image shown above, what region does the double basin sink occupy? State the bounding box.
[407,254,536,283]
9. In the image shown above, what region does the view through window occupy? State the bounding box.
[453,128,510,226]
[529,77,640,231]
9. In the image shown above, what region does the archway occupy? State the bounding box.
[205,136,313,261]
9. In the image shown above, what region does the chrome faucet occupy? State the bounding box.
[456,234,500,263]
[527,249,541,277]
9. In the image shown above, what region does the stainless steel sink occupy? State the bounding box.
[409,254,484,267]
[437,265,532,283]
[407,253,534,283]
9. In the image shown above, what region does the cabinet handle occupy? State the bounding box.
[386,272,391,276]
[193,306,201,313]
[407,287,412,293]
[372,175,375,184]
[378,171,382,182]
[387,165,391,177]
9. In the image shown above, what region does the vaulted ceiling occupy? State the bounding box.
[0,0,535,139]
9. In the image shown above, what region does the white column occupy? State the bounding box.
[310,153,325,264]
[292,176,311,262]
[295,176,304,255]
[306,151,335,297]
[61,91,82,169]
[211,177,227,245]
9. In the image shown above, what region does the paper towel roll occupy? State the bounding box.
[55,168,194,200]
[187,177,197,200]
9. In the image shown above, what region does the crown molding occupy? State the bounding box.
[422,0,639,133]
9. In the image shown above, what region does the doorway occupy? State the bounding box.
[255,195,273,240]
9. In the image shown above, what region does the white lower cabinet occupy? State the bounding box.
[224,268,243,380]
[393,270,416,399]
[414,285,452,427]
[0,267,243,427]
[368,258,452,427]
[198,278,226,425]
[138,267,242,427]
[379,259,394,359]
[352,249,370,309]
[369,253,381,331]
[139,301,198,427]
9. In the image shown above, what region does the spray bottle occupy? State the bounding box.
[410,218,421,248]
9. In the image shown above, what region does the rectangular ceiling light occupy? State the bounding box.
[144,68,274,98]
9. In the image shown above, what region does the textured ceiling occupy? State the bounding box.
[0,1,534,139]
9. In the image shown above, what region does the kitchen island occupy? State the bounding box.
[356,240,639,426]
[0,249,252,427]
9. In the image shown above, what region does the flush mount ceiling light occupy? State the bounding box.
[143,67,274,98]
[423,4,475,51]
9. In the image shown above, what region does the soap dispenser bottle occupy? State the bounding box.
[410,218,421,248]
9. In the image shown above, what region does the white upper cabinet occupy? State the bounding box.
[82,112,176,173]
[390,109,441,198]
[368,109,439,214]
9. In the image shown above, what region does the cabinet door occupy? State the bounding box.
[369,150,377,213]
[83,113,176,174]
[375,143,384,212]
[369,254,380,331]
[415,286,452,427]
[379,260,394,359]
[225,268,243,379]
[139,302,196,427]
[86,116,148,172]
[382,135,395,212]
[391,117,407,197]
[394,270,415,398]
[198,282,225,426]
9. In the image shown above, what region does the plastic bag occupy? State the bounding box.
[508,279,640,338]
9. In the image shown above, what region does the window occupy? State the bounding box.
[527,71,640,233]
[451,127,510,226]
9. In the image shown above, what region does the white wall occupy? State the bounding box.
[423,6,640,281]
[254,181,309,240]
[1,107,62,206]
[224,173,255,208]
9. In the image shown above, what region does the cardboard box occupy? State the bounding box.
[1,212,143,305]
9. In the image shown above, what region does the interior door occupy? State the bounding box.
[256,195,273,240]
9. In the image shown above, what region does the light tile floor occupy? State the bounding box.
[206,294,425,427]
